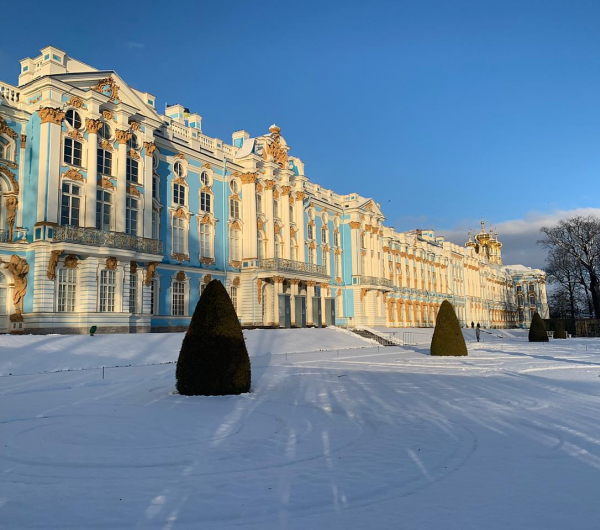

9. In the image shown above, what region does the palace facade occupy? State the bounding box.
[0,46,548,334]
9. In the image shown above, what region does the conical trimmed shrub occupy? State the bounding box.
[176,279,251,396]
[553,320,567,339]
[528,312,549,342]
[430,300,468,356]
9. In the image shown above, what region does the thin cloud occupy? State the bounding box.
[438,208,600,270]
[126,42,145,50]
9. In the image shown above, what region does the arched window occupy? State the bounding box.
[257,231,266,260]
[275,235,282,259]
[65,109,82,129]
[174,161,185,178]
[230,228,241,261]
[230,180,239,194]
[98,122,111,140]
[200,171,210,186]
[307,223,314,240]
[61,182,81,226]
[0,137,10,161]
[290,237,298,261]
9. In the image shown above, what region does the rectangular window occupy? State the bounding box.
[256,194,263,214]
[307,224,314,240]
[57,268,76,312]
[61,182,81,226]
[129,274,138,313]
[63,138,82,166]
[200,223,211,257]
[96,190,112,230]
[200,192,211,213]
[308,247,314,264]
[230,230,241,261]
[152,210,160,239]
[273,199,279,219]
[126,197,139,235]
[99,269,116,312]
[149,279,159,315]
[126,157,139,183]
[174,183,185,206]
[97,149,112,176]
[173,217,186,254]
[229,198,240,219]
[334,232,340,246]
[230,286,238,314]
[322,250,328,274]
[335,254,341,278]
[172,281,186,316]
[321,227,327,244]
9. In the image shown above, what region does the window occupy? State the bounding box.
[98,122,111,140]
[172,281,186,316]
[152,172,160,200]
[230,180,239,194]
[334,231,340,246]
[149,279,159,315]
[307,224,314,240]
[289,204,294,221]
[200,191,211,213]
[126,197,139,235]
[321,227,328,245]
[65,109,82,129]
[126,157,139,183]
[361,253,366,275]
[308,247,315,264]
[275,236,282,259]
[173,217,186,255]
[200,172,209,186]
[63,138,82,166]
[129,274,138,313]
[174,161,185,178]
[61,182,81,226]
[335,254,341,278]
[257,232,266,260]
[127,134,139,150]
[174,183,186,205]
[152,210,160,239]
[199,223,211,258]
[230,229,241,261]
[57,268,76,312]
[99,269,116,312]
[96,190,112,230]
[97,149,112,176]
[290,238,297,260]
[230,286,238,314]
[256,194,263,214]
[273,199,280,219]
[361,233,366,248]
[322,249,328,273]
[0,138,9,161]
[229,198,240,219]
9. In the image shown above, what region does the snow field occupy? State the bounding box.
[1,329,600,529]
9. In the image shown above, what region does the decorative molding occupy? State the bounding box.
[0,166,19,193]
[174,176,186,186]
[67,96,84,109]
[361,288,368,301]
[145,262,159,287]
[92,77,120,102]
[143,142,157,156]
[233,276,241,287]
[199,257,215,265]
[230,260,242,269]
[265,179,276,190]
[68,129,84,140]
[102,110,113,121]
[175,153,186,160]
[274,224,281,235]
[100,139,113,152]
[262,125,288,168]
[173,207,191,221]
[273,275,285,284]
[130,261,138,274]
[290,226,296,238]
[273,189,280,199]
[20,134,26,149]
[240,172,258,184]
[38,107,65,126]
[47,249,63,280]
[295,191,305,201]
[129,121,141,131]
[256,182,264,193]
[199,213,214,225]
[63,168,84,183]
[115,129,132,144]
[282,186,291,196]
[257,219,265,231]
[230,220,241,231]
[171,253,189,262]
[176,270,186,282]
[203,274,212,284]
[1,255,29,322]
[64,255,78,269]
[97,176,114,190]
[128,149,140,160]
[349,221,361,229]
[105,257,118,271]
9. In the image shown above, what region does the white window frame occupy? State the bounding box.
[96,189,113,231]
[63,137,83,166]
[99,269,117,312]
[56,267,77,312]
[61,182,81,226]
[171,280,187,316]
[173,216,188,255]
[126,196,139,236]
[199,222,212,258]
[230,228,241,261]
[200,191,212,213]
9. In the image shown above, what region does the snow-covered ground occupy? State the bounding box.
[1,328,600,529]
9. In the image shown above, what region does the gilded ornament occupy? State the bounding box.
[203,274,212,284]
[295,191,305,201]
[230,260,242,268]
[265,180,275,190]
[92,77,120,102]
[1,255,28,322]
[172,253,189,262]
[20,134,26,149]
[262,125,289,168]
[47,249,63,280]
[173,208,190,220]
[199,257,214,265]
[233,276,241,287]
[28,95,41,105]
[67,96,84,109]
[100,139,113,151]
[86,117,103,133]
[130,261,138,274]
[174,176,186,186]
[128,149,140,160]
[257,219,265,231]
[68,129,84,140]
[38,107,66,126]
[102,110,113,121]
[176,271,186,282]
[64,255,78,269]
[256,183,264,193]
[143,142,157,156]
[106,257,118,271]
[230,220,241,231]
[175,153,186,160]
[97,177,114,190]
[202,162,211,169]
[349,221,361,229]
[199,213,213,225]
[280,185,290,195]
[115,129,132,144]
[0,166,19,193]
[5,196,17,242]
[240,172,258,184]
[273,189,280,199]
[129,121,141,131]
[63,168,84,182]
[290,226,296,238]
[274,224,281,235]
[273,276,285,284]
[336,277,342,284]
[145,262,159,287]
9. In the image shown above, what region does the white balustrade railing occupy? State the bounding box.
[0,83,20,104]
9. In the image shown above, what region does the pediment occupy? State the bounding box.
[359,199,384,217]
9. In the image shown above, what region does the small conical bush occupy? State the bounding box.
[528,312,549,342]
[176,279,251,396]
[430,300,468,356]
[553,320,567,339]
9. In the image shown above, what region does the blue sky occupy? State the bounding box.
[1,0,599,266]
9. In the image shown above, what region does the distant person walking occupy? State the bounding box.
[476,323,481,342]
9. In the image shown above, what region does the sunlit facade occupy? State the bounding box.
[0,46,547,333]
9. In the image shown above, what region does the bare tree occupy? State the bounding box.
[540,215,600,318]
[545,247,579,324]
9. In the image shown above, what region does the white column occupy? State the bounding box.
[115,130,131,233]
[281,186,291,258]
[241,173,258,259]
[294,191,306,262]
[85,119,101,228]
[143,142,155,239]
[265,179,275,258]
